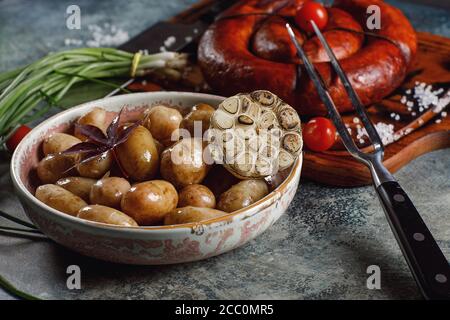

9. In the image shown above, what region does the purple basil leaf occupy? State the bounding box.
[62,148,106,174]
[77,148,109,167]
[106,108,124,144]
[74,123,107,145]
[60,142,99,155]
[114,120,142,147]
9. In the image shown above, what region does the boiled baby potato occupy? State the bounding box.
[77,205,138,227]
[42,133,81,156]
[178,184,216,208]
[164,206,228,225]
[35,184,87,216]
[115,125,159,181]
[121,180,178,225]
[143,105,182,146]
[180,103,215,137]
[202,164,240,198]
[37,153,77,184]
[75,107,109,140]
[56,176,96,202]
[77,151,112,179]
[160,138,210,189]
[217,179,269,213]
[90,177,131,209]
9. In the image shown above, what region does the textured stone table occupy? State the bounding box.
[0,0,449,300]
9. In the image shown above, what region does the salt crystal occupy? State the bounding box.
[390,113,396,118]
[164,36,176,47]
[400,96,407,104]
[185,36,193,42]
[435,119,442,124]
[395,115,400,121]
[442,111,447,117]
[406,101,414,108]
[411,112,416,116]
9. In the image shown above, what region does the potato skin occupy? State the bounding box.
[90,177,131,209]
[160,138,209,189]
[77,205,138,227]
[77,151,112,179]
[115,125,159,181]
[35,184,87,216]
[178,184,216,208]
[75,107,109,140]
[56,176,96,202]
[164,206,228,225]
[180,103,215,137]
[143,106,182,146]
[121,180,178,225]
[203,165,240,198]
[217,179,269,213]
[42,133,81,156]
[37,153,77,184]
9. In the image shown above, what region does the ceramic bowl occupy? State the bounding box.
[10,91,302,265]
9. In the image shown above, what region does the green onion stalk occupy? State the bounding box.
[0,48,188,142]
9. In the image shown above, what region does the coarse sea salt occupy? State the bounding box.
[357,122,396,146]
[64,23,129,47]
[164,36,176,48]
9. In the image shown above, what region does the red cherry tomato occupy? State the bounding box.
[303,117,336,152]
[6,125,31,152]
[295,1,328,33]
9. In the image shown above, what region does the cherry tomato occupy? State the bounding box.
[6,125,31,152]
[303,117,336,152]
[295,1,328,33]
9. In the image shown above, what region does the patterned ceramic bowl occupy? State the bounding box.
[10,92,302,265]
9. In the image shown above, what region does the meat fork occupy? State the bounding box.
[286,22,450,300]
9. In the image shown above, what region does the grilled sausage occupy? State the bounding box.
[198,0,417,115]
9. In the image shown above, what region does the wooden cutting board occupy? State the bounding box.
[130,0,450,187]
[302,33,450,186]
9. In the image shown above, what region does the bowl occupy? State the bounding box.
[10,91,302,265]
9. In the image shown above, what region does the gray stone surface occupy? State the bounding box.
[0,0,449,300]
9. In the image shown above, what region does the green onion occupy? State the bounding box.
[0,48,188,140]
[0,275,41,300]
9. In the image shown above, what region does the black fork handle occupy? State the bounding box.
[376,181,450,300]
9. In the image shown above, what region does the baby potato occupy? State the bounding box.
[115,125,159,181]
[56,176,96,202]
[77,205,138,227]
[143,105,182,146]
[77,151,112,179]
[35,184,87,216]
[203,165,240,198]
[160,138,210,189]
[178,184,216,208]
[75,107,109,140]
[180,103,215,137]
[90,177,131,209]
[217,179,269,213]
[42,133,81,156]
[121,180,178,225]
[37,153,77,184]
[164,206,228,225]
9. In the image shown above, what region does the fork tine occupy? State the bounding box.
[309,20,383,151]
[285,23,362,157]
